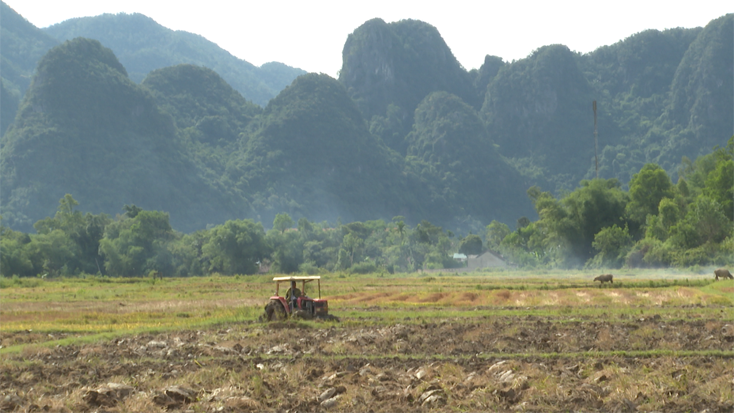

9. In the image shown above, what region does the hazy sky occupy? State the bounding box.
[4,0,731,76]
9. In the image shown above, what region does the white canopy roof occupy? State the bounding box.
[272,276,321,281]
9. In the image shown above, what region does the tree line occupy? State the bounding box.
[489,137,733,269]
[2,138,731,278]
[1,195,469,278]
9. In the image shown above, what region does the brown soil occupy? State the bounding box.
[1,312,733,412]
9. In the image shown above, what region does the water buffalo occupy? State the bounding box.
[594,274,614,284]
[714,268,733,280]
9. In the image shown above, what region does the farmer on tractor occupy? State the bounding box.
[285,280,301,311]
[263,276,333,321]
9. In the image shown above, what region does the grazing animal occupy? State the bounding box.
[594,274,614,284]
[714,268,733,280]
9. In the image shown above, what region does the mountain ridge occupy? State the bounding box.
[0,1,59,93]
[1,8,731,236]
[43,12,307,107]
[0,38,236,232]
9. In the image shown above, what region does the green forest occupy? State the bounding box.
[2,137,731,277]
[0,3,732,276]
[0,194,461,277]
[490,137,733,269]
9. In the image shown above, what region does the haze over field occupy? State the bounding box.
[3,0,731,75]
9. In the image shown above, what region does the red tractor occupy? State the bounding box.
[263,276,330,321]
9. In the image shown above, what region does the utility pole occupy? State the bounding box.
[593,100,599,179]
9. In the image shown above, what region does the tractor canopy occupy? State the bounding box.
[264,275,332,321]
[272,276,322,299]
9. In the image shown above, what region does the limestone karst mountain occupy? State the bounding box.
[44,12,306,107]
[1,6,731,235]
[0,38,236,232]
[0,1,58,93]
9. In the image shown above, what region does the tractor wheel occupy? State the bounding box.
[265,300,287,321]
[305,301,314,316]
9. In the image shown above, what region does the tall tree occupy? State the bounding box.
[703,159,734,220]
[459,234,483,255]
[202,219,270,275]
[273,213,294,234]
[99,210,175,276]
[626,164,674,225]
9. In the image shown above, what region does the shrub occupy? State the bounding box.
[625,238,673,268]
[298,262,320,275]
[350,261,377,274]
[671,243,717,267]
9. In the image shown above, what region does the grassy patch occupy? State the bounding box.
[2,270,731,350]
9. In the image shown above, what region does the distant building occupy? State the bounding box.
[258,259,272,274]
[467,251,507,269]
[423,250,508,274]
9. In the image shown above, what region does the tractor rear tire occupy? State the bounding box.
[265,300,286,321]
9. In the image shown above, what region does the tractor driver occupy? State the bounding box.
[285,280,301,310]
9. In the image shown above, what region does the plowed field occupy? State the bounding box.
[1,274,733,412]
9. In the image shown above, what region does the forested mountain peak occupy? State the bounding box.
[0,2,48,45]
[258,61,310,92]
[587,27,701,98]
[47,13,168,49]
[237,73,430,225]
[472,55,505,99]
[14,37,132,126]
[405,91,532,224]
[242,73,382,186]
[142,64,262,145]
[44,12,306,106]
[589,14,733,185]
[664,14,733,150]
[0,38,231,232]
[339,18,477,153]
[407,91,494,163]
[0,1,59,92]
[481,44,593,191]
[261,73,365,126]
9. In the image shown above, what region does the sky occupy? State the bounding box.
[4,0,732,76]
